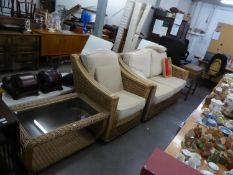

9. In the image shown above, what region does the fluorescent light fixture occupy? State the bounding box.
[221,0,233,5]
[34,120,48,134]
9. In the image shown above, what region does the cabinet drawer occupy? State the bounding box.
[12,53,38,63]
[12,36,39,51]
[11,53,38,70]
[0,53,11,70]
[0,35,8,46]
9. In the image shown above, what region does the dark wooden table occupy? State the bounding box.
[182,64,203,100]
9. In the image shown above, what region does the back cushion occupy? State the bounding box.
[96,65,123,93]
[149,49,167,77]
[123,49,151,78]
[84,50,119,77]
[145,45,167,53]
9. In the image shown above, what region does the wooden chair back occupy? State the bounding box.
[0,0,14,16]
[16,0,36,19]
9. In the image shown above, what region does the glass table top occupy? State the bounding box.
[16,98,97,137]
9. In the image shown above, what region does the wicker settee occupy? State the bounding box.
[120,45,189,121]
[71,51,153,141]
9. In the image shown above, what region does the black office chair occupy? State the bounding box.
[159,36,191,66]
[180,39,192,64]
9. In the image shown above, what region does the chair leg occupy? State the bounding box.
[10,0,14,16]
[191,78,200,95]
[185,79,194,101]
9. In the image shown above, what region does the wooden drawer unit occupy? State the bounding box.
[33,29,89,56]
[11,52,39,69]
[0,52,11,71]
[11,35,39,52]
[0,32,40,71]
[0,35,10,71]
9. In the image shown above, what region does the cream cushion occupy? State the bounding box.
[145,45,167,53]
[138,39,167,53]
[149,49,167,77]
[151,76,186,94]
[132,69,147,79]
[123,49,151,78]
[84,50,119,77]
[96,65,123,93]
[150,81,175,104]
[81,49,114,69]
[114,90,146,121]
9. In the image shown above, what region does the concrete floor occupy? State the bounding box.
[37,86,211,175]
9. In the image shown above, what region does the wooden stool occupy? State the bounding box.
[182,64,203,100]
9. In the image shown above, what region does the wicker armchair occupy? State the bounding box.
[119,47,189,121]
[71,51,153,141]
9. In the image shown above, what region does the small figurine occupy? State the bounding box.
[208,150,221,163]
[25,19,31,32]
[225,137,233,150]
[209,98,224,113]
[205,128,224,139]
[194,125,202,139]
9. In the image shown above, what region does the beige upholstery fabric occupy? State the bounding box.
[96,65,123,93]
[84,50,119,77]
[149,49,167,77]
[150,80,174,104]
[151,76,186,94]
[81,49,113,69]
[114,90,146,121]
[123,49,151,78]
[145,44,167,53]
[132,69,147,79]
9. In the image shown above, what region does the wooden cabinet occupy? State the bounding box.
[33,29,89,56]
[0,35,10,71]
[146,9,190,43]
[0,32,40,71]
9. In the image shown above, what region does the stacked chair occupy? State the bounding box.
[71,50,153,141]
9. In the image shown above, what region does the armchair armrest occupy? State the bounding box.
[172,65,189,80]
[119,57,154,99]
[71,54,119,112]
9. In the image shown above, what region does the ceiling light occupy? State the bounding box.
[221,0,233,5]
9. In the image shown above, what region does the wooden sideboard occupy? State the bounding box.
[0,31,40,71]
[33,29,89,56]
[0,97,21,174]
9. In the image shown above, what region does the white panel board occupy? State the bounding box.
[123,2,144,52]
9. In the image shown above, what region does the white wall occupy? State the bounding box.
[55,0,192,26]
[160,0,180,10]
[177,0,192,13]
[187,1,233,60]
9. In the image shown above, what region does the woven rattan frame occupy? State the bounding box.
[12,93,109,173]
[119,56,189,121]
[71,54,153,141]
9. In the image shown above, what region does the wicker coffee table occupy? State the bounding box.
[11,93,109,173]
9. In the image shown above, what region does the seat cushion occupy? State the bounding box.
[84,50,119,77]
[114,90,146,121]
[123,49,151,78]
[150,81,174,104]
[149,49,167,77]
[150,75,186,94]
[96,65,123,93]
